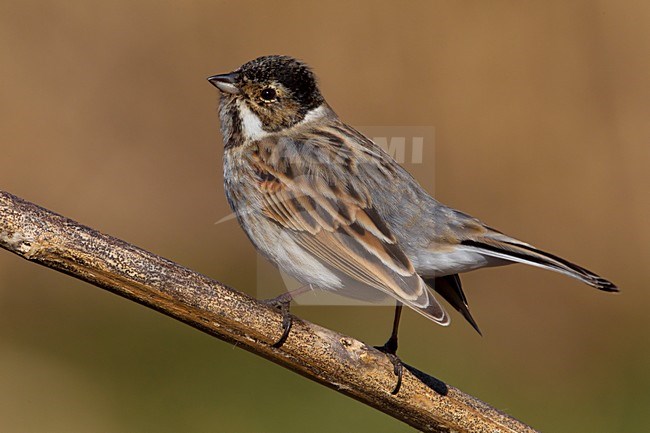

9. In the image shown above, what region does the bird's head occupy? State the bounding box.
[208,55,325,144]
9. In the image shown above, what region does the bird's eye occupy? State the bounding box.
[260,87,277,102]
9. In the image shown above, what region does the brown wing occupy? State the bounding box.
[250,137,449,323]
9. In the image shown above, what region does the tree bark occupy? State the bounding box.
[0,190,538,433]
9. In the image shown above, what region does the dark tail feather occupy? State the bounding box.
[461,238,618,292]
[424,275,482,335]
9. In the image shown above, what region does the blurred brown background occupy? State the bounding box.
[1,1,648,432]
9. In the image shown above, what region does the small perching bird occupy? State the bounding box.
[207,55,617,393]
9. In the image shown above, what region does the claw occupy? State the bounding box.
[374,341,404,395]
[262,293,293,348]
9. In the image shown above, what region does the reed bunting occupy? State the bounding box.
[207,55,617,392]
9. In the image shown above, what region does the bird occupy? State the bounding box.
[207,55,617,393]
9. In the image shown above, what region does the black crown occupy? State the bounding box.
[239,55,324,111]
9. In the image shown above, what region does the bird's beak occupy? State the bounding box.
[207,72,240,94]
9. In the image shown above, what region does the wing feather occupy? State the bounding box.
[250,135,449,323]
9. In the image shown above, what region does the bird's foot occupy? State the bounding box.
[374,337,403,395]
[262,292,293,348]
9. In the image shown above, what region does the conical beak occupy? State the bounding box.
[207,72,240,94]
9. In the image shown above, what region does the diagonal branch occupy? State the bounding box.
[0,190,538,433]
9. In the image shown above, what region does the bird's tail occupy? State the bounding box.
[460,236,618,292]
[424,274,482,335]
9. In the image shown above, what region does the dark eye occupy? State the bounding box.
[260,87,277,101]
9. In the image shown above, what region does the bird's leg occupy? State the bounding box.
[374,302,404,395]
[262,284,312,348]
